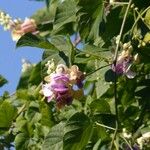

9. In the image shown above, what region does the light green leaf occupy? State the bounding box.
[145,8,150,29]
[143,32,150,43]
[0,101,17,128]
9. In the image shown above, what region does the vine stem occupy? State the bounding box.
[130,5,150,34]
[110,0,133,149]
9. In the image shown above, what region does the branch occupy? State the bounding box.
[96,122,116,130]
[111,0,133,149]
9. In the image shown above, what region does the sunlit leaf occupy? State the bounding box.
[0,101,17,128]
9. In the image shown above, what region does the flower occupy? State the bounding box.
[0,10,38,41]
[68,65,84,88]
[11,18,37,41]
[42,63,84,108]
[111,43,136,79]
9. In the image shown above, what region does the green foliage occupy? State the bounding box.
[1,0,150,149]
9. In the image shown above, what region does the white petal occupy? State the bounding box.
[42,84,53,97]
[125,70,136,79]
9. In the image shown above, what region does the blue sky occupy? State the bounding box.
[0,0,44,95]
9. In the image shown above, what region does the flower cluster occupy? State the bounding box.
[0,10,37,41]
[42,61,84,109]
[111,42,139,79]
[0,11,12,30]
[137,132,150,149]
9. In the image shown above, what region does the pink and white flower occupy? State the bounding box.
[42,63,84,108]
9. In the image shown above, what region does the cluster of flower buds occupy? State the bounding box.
[137,132,150,149]
[111,42,139,78]
[42,61,85,109]
[0,10,37,41]
[0,10,12,30]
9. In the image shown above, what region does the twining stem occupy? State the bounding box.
[110,0,133,149]
[130,6,150,34]
[113,0,132,61]
[134,7,150,30]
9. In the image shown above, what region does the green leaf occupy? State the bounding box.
[90,99,111,115]
[0,101,17,128]
[63,112,93,150]
[17,64,33,90]
[15,133,28,150]
[29,62,42,85]
[45,0,51,8]
[53,0,79,33]
[87,61,110,98]
[50,35,74,66]
[143,32,150,43]
[16,33,58,50]
[0,75,7,88]
[145,8,150,29]
[42,122,64,150]
[78,0,104,41]
[39,101,55,127]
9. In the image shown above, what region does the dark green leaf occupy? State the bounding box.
[42,122,64,150]
[78,0,104,41]
[63,112,93,150]
[53,0,79,33]
[16,33,58,50]
[90,99,111,115]
[29,62,42,85]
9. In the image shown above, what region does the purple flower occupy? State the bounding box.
[42,73,73,108]
[111,57,136,79]
[42,64,84,109]
[125,144,139,150]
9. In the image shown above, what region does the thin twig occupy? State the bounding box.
[96,122,116,130]
[110,2,129,5]
[110,121,119,149]
[111,0,133,149]
[119,135,134,150]
[85,64,111,77]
